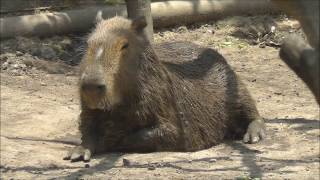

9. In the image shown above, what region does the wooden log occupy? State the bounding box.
[0,0,279,39]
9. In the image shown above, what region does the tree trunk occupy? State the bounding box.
[125,0,153,42]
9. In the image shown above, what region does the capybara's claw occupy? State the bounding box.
[63,146,91,162]
[243,119,266,144]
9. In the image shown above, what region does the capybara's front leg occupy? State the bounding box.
[243,118,266,144]
[118,125,181,152]
[64,110,98,162]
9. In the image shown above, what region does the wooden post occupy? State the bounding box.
[125,0,153,42]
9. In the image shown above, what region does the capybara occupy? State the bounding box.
[271,0,319,104]
[64,16,265,162]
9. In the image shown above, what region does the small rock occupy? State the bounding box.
[274,92,282,95]
[84,164,90,168]
[16,51,24,56]
[61,38,72,48]
[158,32,164,37]
[12,64,20,69]
[66,72,75,76]
[2,62,9,69]
[20,64,27,68]
[209,158,217,163]
[259,43,266,48]
[122,158,131,167]
[0,55,8,61]
[11,69,19,75]
[207,29,215,34]
[202,24,209,28]
[6,60,13,64]
[40,46,57,59]
[148,165,156,170]
[40,82,47,86]
[177,26,188,33]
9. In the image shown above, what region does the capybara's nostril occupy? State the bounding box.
[96,84,106,92]
[82,83,106,94]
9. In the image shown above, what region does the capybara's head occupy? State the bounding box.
[80,16,148,110]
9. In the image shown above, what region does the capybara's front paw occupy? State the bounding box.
[63,146,92,162]
[243,119,266,144]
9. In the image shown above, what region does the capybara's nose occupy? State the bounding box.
[81,83,106,95]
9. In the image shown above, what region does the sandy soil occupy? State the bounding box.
[1,15,319,179]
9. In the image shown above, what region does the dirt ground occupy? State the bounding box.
[1,15,319,179]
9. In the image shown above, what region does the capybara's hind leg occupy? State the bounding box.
[118,125,181,152]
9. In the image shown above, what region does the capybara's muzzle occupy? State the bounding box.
[81,82,106,96]
[80,65,107,109]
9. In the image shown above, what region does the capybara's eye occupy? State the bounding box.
[121,43,129,50]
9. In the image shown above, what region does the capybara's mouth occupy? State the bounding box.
[87,101,108,110]
[81,93,111,110]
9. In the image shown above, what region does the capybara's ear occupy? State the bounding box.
[131,17,147,33]
[95,11,104,24]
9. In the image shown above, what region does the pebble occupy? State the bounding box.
[40,46,57,59]
[11,69,18,74]
[259,43,266,48]
[0,56,8,61]
[2,62,9,69]
[12,64,19,68]
[122,158,131,167]
[207,29,215,34]
[16,51,24,56]
[177,26,188,33]
[148,165,156,170]
[274,92,282,95]
[158,32,164,37]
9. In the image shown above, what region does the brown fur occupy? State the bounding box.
[271,0,319,104]
[76,17,263,155]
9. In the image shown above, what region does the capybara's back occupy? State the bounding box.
[156,42,263,150]
[64,17,266,162]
